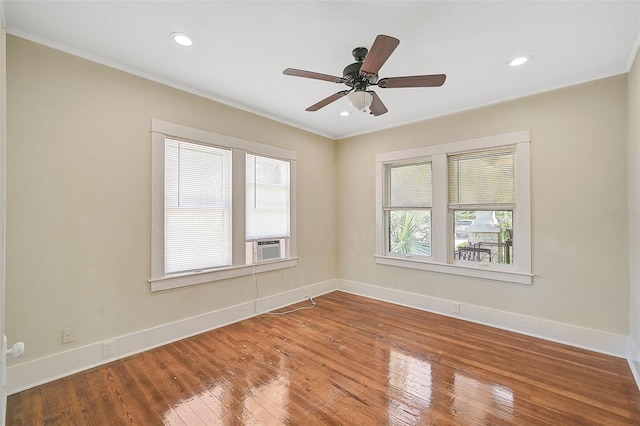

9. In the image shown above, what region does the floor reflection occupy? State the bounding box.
[387,349,433,424]
[163,343,291,425]
[452,372,514,423]
[386,349,515,424]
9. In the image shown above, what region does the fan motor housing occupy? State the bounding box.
[343,62,378,87]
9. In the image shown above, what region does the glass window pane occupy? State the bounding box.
[448,148,515,207]
[164,139,232,273]
[389,162,432,207]
[453,210,513,264]
[388,210,431,256]
[246,154,290,240]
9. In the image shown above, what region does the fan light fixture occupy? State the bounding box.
[349,90,373,112]
[171,32,194,46]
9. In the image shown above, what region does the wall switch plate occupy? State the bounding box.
[62,327,75,344]
[102,340,115,357]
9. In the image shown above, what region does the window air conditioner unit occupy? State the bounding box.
[255,239,281,263]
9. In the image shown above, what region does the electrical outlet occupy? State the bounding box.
[102,340,115,357]
[452,303,461,314]
[62,327,75,344]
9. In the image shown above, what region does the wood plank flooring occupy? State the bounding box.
[7,291,640,425]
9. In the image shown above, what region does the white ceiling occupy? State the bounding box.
[2,1,640,140]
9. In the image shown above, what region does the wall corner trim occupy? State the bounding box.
[628,338,640,391]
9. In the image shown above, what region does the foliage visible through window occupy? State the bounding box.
[390,210,431,256]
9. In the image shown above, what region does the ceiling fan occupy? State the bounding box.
[283,35,446,116]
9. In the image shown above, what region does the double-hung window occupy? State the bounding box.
[151,119,297,292]
[448,147,516,266]
[164,139,232,273]
[384,161,432,259]
[375,131,531,284]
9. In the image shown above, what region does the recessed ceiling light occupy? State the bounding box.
[170,32,194,46]
[508,56,531,67]
[339,111,351,117]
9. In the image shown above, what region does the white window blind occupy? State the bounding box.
[246,154,290,240]
[448,147,516,209]
[164,138,231,274]
[387,162,432,208]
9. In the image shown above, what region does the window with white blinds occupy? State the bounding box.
[375,130,531,285]
[246,154,290,240]
[164,139,231,274]
[151,119,297,291]
[448,147,516,209]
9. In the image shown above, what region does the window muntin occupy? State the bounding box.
[384,162,432,258]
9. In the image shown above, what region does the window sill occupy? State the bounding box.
[374,255,532,285]
[149,258,299,292]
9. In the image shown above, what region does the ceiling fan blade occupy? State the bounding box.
[360,35,400,77]
[283,68,344,83]
[369,91,388,116]
[305,90,351,111]
[378,74,447,88]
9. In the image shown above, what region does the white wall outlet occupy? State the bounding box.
[452,303,461,314]
[62,327,75,344]
[102,340,115,357]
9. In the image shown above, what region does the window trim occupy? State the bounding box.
[150,119,297,292]
[375,130,532,285]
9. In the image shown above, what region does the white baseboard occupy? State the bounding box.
[628,338,640,391]
[336,279,630,358]
[6,279,338,395]
[8,277,633,395]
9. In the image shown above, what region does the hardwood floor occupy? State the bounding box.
[7,291,640,425]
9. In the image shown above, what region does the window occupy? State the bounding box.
[384,161,432,258]
[151,119,297,292]
[246,154,290,241]
[448,147,515,266]
[164,139,232,274]
[245,154,290,262]
[375,131,531,284]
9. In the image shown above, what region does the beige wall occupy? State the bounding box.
[4,33,634,367]
[629,48,640,352]
[5,36,337,363]
[337,75,629,334]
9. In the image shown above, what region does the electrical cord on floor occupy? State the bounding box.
[253,263,316,315]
